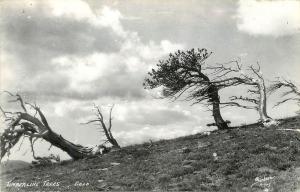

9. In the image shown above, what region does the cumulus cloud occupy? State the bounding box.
[47,4,184,100]
[236,0,300,36]
[1,0,184,101]
[50,36,183,99]
[49,1,127,37]
[112,102,195,126]
[48,0,95,20]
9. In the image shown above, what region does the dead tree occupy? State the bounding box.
[218,62,273,123]
[0,92,93,161]
[83,105,120,148]
[143,48,251,130]
[268,78,300,108]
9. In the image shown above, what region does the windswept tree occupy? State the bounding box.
[144,48,247,130]
[83,104,120,148]
[0,92,94,161]
[268,78,300,108]
[219,62,273,123]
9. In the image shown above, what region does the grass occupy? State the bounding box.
[1,116,300,191]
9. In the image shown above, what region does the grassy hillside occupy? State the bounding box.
[1,160,31,174]
[1,116,300,192]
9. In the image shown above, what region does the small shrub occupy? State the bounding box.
[187,152,212,161]
[182,147,192,154]
[218,162,239,176]
[127,148,150,159]
[177,178,197,191]
[287,143,300,161]
[157,174,171,188]
[251,146,269,154]
[170,166,195,178]
[191,161,207,170]
[238,167,258,180]
[128,174,153,190]
[267,153,291,170]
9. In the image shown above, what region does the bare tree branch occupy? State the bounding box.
[214,62,272,122]
[220,102,257,110]
[108,104,114,133]
[268,77,300,108]
[229,96,258,104]
[274,97,300,108]
[1,93,94,161]
[83,104,120,148]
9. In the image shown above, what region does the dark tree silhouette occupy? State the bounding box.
[143,48,247,130]
[0,92,94,161]
[83,104,120,148]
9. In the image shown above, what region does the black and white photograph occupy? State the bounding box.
[0,0,300,191]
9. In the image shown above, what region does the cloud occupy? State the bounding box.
[47,98,196,127]
[50,37,183,100]
[48,7,184,100]
[1,2,122,57]
[113,102,195,126]
[49,1,127,37]
[1,1,184,101]
[0,51,17,90]
[236,0,300,36]
[48,0,95,20]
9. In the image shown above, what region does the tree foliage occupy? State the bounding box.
[143,48,244,129]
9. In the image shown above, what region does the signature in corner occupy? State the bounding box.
[251,176,275,188]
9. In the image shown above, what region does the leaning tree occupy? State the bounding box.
[0,92,95,161]
[143,48,253,130]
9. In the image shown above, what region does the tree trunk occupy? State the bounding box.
[101,125,120,149]
[107,130,120,148]
[212,101,229,130]
[209,85,229,130]
[43,130,93,160]
[257,80,272,122]
[109,137,120,148]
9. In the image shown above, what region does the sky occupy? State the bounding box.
[0,0,300,162]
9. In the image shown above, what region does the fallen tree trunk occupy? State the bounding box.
[42,130,93,160]
[0,92,93,161]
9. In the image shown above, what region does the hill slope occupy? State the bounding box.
[1,116,300,191]
[1,160,31,174]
